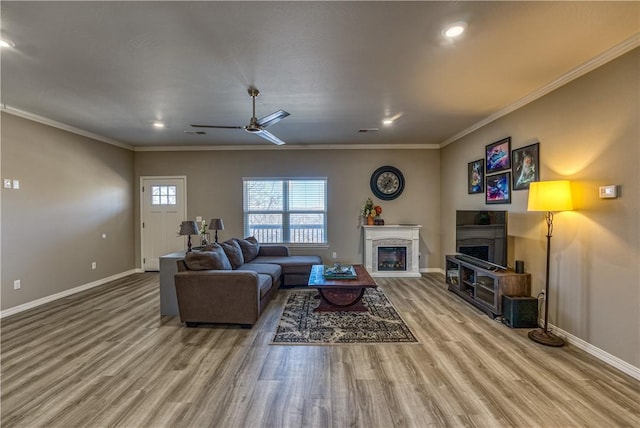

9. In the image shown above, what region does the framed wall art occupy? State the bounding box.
[512,142,539,190]
[485,137,511,173]
[467,159,484,194]
[486,171,511,204]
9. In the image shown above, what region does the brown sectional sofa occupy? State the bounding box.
[174,237,322,328]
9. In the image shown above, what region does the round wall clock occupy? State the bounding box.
[370,165,405,200]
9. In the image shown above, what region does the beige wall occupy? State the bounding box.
[1,48,637,371]
[1,113,135,310]
[440,49,639,367]
[134,149,441,269]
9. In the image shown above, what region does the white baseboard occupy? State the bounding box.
[421,268,444,274]
[0,269,140,319]
[546,322,640,381]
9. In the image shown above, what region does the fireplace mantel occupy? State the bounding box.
[363,225,422,278]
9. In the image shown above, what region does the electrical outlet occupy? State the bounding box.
[4,179,11,189]
[332,252,337,259]
[196,216,202,222]
[12,179,20,189]
[101,233,107,239]
[91,262,97,270]
[13,280,21,290]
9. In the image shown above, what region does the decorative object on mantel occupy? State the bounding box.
[179,221,200,252]
[527,180,573,347]
[208,218,224,243]
[361,198,383,226]
[271,288,418,344]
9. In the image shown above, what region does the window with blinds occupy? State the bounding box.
[243,178,327,244]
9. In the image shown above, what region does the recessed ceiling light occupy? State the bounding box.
[443,22,467,38]
[0,39,16,48]
[382,112,403,126]
[153,121,165,128]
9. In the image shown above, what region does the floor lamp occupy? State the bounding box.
[179,220,200,252]
[527,180,573,347]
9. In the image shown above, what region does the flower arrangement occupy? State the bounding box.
[361,198,382,218]
[199,220,208,243]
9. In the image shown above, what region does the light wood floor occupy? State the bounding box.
[2,273,639,428]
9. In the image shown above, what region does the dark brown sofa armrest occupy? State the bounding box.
[258,245,290,257]
[174,271,261,325]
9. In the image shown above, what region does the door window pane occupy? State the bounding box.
[151,185,177,205]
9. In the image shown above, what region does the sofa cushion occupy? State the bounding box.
[257,274,273,299]
[221,239,245,269]
[184,247,232,271]
[235,236,260,263]
[251,255,322,275]
[239,263,282,284]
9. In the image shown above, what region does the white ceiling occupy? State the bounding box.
[1,1,639,149]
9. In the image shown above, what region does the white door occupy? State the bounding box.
[141,177,187,271]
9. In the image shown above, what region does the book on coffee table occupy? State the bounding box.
[323,265,357,279]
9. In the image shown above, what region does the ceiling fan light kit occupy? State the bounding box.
[190,87,290,145]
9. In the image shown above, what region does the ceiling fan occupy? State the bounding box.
[190,87,290,145]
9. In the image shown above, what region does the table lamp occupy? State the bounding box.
[179,221,200,252]
[208,218,224,243]
[527,180,573,347]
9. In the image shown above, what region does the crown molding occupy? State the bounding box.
[0,105,134,151]
[133,143,439,152]
[439,33,640,148]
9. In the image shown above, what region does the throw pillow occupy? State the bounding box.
[184,246,232,271]
[221,239,244,269]
[235,236,260,263]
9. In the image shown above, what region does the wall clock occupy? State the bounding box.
[370,165,405,200]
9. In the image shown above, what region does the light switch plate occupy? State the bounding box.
[3,179,11,189]
[599,185,617,199]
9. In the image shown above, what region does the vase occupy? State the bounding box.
[367,216,374,226]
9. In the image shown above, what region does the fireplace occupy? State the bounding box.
[363,225,421,278]
[378,247,407,271]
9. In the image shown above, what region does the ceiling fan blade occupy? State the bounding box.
[190,124,244,129]
[254,129,286,145]
[256,110,290,128]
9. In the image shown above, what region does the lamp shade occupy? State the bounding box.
[179,221,200,235]
[527,180,573,212]
[208,218,224,231]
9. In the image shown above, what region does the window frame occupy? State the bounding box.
[243,177,328,247]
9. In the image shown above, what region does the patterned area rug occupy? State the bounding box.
[272,288,418,344]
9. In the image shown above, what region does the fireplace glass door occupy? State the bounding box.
[378,247,407,271]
